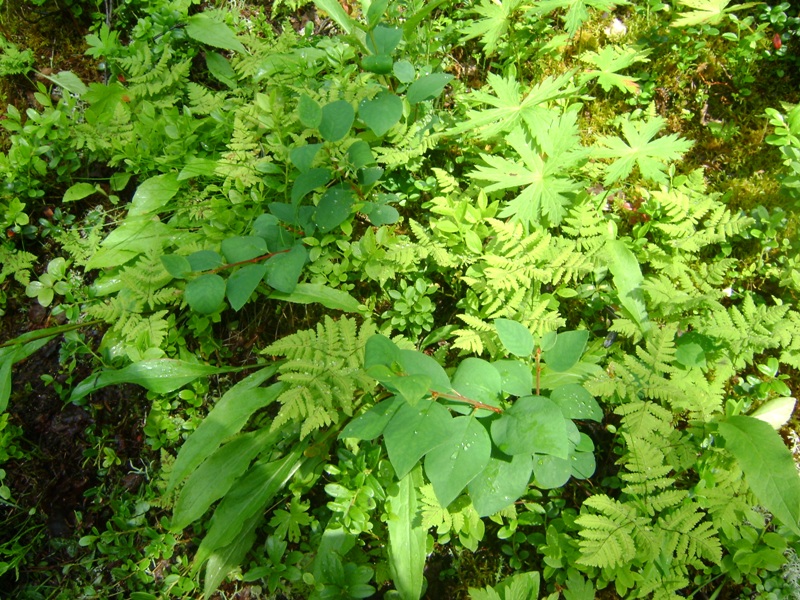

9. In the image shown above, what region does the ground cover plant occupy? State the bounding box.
[2,0,800,597]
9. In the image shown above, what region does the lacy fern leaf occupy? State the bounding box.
[263,316,377,438]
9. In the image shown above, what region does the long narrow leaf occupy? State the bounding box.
[387,468,427,600]
[203,512,261,600]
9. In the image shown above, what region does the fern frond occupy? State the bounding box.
[574,494,648,569]
[264,317,377,438]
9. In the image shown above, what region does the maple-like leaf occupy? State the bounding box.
[460,0,525,56]
[593,114,694,185]
[579,45,650,95]
[671,0,762,28]
[532,0,628,36]
[468,111,587,227]
[449,71,578,143]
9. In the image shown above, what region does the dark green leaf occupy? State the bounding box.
[550,384,602,422]
[364,334,401,369]
[424,416,492,507]
[340,396,404,440]
[268,283,364,313]
[384,401,453,478]
[363,203,398,226]
[541,330,589,372]
[298,94,322,128]
[492,359,533,397]
[451,357,502,416]
[359,91,403,137]
[366,25,403,55]
[469,453,533,517]
[63,182,98,202]
[491,396,569,458]
[386,470,426,600]
[221,236,268,263]
[316,187,354,233]
[407,73,453,104]
[161,254,192,279]
[206,52,236,87]
[348,140,375,169]
[291,168,332,204]
[227,264,267,311]
[290,144,323,173]
[366,0,390,28]
[187,250,224,272]
[265,245,307,294]
[393,60,415,83]
[319,100,355,142]
[397,348,451,393]
[185,274,227,314]
[362,54,394,74]
[358,167,384,187]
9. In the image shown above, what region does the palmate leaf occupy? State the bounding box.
[450,72,578,142]
[468,115,587,227]
[460,0,525,56]
[533,0,628,36]
[579,45,650,94]
[671,0,762,28]
[593,114,693,185]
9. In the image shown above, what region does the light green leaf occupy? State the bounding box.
[41,70,88,95]
[298,94,322,129]
[671,0,761,27]
[751,397,797,430]
[70,359,239,404]
[128,173,181,216]
[203,513,260,600]
[579,45,650,94]
[63,182,99,202]
[313,0,358,35]
[185,274,227,314]
[533,454,573,489]
[451,357,502,416]
[264,245,307,294]
[718,416,800,537]
[316,187,354,233]
[161,254,192,279]
[550,383,602,421]
[604,239,650,335]
[460,0,524,55]
[168,368,279,490]
[185,13,246,53]
[393,59,415,83]
[424,416,492,507]
[365,25,403,55]
[407,73,453,104]
[541,330,589,372]
[494,318,534,357]
[206,51,236,87]
[387,469,427,600]
[268,283,364,313]
[492,359,533,397]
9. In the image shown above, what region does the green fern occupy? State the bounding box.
[262,316,377,438]
[0,245,36,285]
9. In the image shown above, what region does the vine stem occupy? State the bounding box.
[208,248,290,274]
[430,390,502,414]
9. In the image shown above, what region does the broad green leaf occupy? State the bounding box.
[42,70,88,95]
[393,59,415,83]
[340,396,405,440]
[86,216,171,269]
[469,452,533,517]
[70,359,239,404]
[178,157,218,180]
[203,513,260,600]
[571,449,596,480]
[386,469,426,600]
[492,359,533,397]
[593,114,693,185]
[347,140,375,169]
[168,369,279,490]
[221,236,268,263]
[128,173,181,216]
[358,166,384,187]
[751,397,797,430]
[366,25,403,55]
[290,143,323,172]
[161,254,192,279]
[185,274,226,314]
[187,250,224,272]
[449,72,578,141]
[541,330,589,372]
[393,374,434,406]
[384,401,453,478]
[494,318,534,357]
[185,13,246,53]
[253,214,294,251]
[359,91,403,137]
[407,73,453,104]
[491,396,569,458]
[364,203,399,226]
[604,239,650,335]
[451,357,502,416]
[533,454,573,489]
[718,416,800,537]
[173,428,278,530]
[316,187,354,233]
[319,100,355,142]
[206,51,236,87]
[298,94,322,128]
[195,446,308,567]
[550,383,603,421]
[366,0,390,28]
[63,182,98,202]
[424,416,492,507]
[291,168,332,203]
[397,348,451,393]
[226,264,267,311]
[362,55,394,75]
[265,245,307,294]
[267,283,364,313]
[364,334,401,369]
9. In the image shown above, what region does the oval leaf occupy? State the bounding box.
[407,73,453,104]
[227,263,267,311]
[494,318,534,357]
[319,100,355,142]
[185,273,227,314]
[491,396,569,458]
